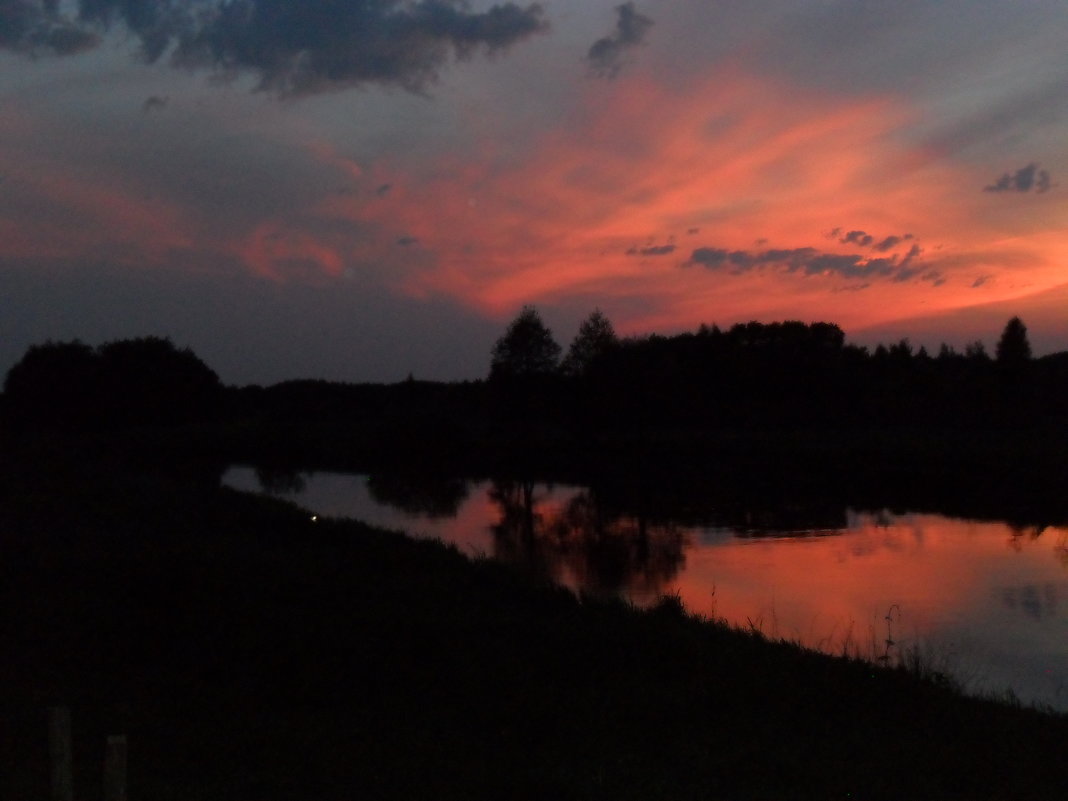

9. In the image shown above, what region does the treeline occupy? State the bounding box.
[2,314,1067,441]
[488,308,1068,430]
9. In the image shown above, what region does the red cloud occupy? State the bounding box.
[336,69,1066,334]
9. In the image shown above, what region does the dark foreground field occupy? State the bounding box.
[2,445,1066,801]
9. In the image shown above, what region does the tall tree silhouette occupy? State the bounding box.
[561,309,618,377]
[489,306,561,380]
[995,317,1032,366]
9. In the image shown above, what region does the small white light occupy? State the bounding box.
[310,515,318,522]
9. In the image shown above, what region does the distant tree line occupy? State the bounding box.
[489,308,1068,429]
[3,313,1066,442]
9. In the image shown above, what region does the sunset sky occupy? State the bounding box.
[2,1,1066,384]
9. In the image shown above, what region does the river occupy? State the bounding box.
[223,466,1068,712]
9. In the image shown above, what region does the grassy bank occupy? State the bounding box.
[2,448,1066,800]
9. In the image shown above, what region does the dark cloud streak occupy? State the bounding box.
[830,227,914,253]
[984,163,1052,194]
[0,0,98,54]
[839,229,873,247]
[626,243,675,256]
[688,242,941,285]
[142,94,168,113]
[1,1,549,95]
[586,2,652,79]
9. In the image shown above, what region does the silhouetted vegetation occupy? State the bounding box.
[489,305,561,381]
[488,479,688,601]
[4,317,1068,799]
[560,308,618,376]
[9,315,1063,451]
[996,315,1032,366]
[366,472,470,518]
[255,464,308,495]
[7,314,1065,524]
[560,315,1067,431]
[2,336,222,432]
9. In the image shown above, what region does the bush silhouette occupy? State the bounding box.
[2,341,100,429]
[96,337,222,427]
[3,336,222,431]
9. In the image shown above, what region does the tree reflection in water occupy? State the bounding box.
[1055,530,1068,567]
[255,465,307,495]
[488,479,689,602]
[366,473,470,519]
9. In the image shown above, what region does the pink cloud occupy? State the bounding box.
[333,68,1065,335]
[6,62,1064,349]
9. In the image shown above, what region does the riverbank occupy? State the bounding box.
[206,416,1068,526]
[2,449,1066,800]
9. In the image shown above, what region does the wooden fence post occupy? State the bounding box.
[103,735,127,801]
[47,706,73,801]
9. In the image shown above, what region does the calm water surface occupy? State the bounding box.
[223,467,1068,711]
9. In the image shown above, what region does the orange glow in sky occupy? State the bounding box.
[2,1,1066,381]
[222,467,1068,709]
[324,70,1067,339]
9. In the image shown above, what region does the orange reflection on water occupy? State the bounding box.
[223,468,1068,709]
[672,515,1068,702]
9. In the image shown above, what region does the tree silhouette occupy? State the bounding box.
[255,465,307,495]
[561,309,618,377]
[366,473,470,519]
[96,337,222,426]
[2,336,221,431]
[995,316,1032,366]
[489,306,561,380]
[964,340,989,361]
[2,340,100,429]
[486,480,687,599]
